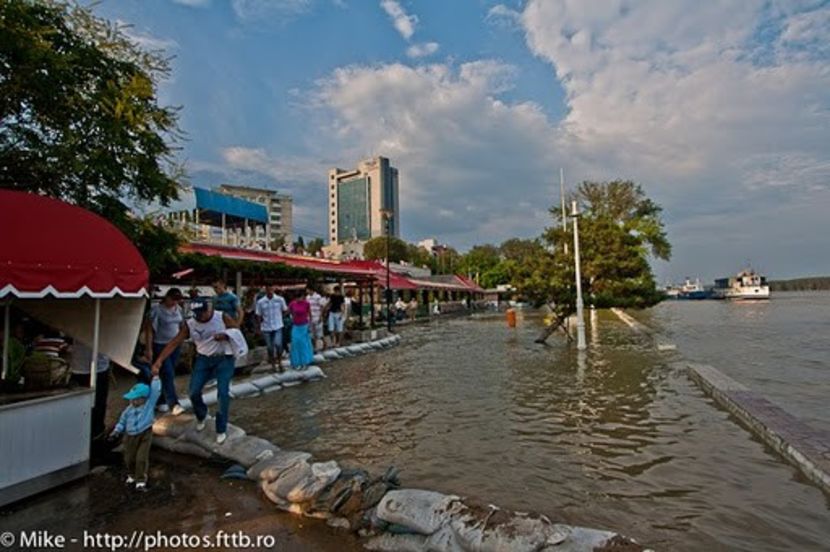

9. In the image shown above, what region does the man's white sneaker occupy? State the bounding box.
[216,432,227,445]
[125,475,135,485]
[135,481,147,491]
[196,419,206,432]
[171,404,185,416]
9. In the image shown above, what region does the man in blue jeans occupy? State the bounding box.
[255,284,288,371]
[152,300,238,444]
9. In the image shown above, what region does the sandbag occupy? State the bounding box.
[199,389,218,406]
[185,423,246,453]
[219,435,279,468]
[375,489,460,536]
[450,509,568,552]
[333,347,353,357]
[313,353,327,363]
[153,413,198,438]
[346,345,363,355]
[365,534,429,552]
[286,461,341,503]
[229,381,260,398]
[263,460,313,504]
[250,374,281,390]
[153,435,212,459]
[323,350,342,360]
[251,450,313,482]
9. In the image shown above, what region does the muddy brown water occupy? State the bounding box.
[234,309,830,551]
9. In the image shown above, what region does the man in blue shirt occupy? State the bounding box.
[212,278,243,324]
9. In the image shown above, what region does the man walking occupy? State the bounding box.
[326,285,346,347]
[152,300,238,445]
[255,284,288,371]
[212,278,243,324]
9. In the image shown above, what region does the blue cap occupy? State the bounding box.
[124,383,150,400]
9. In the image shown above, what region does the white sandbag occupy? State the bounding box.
[262,384,282,394]
[451,511,568,552]
[263,460,314,503]
[548,527,620,552]
[357,343,373,353]
[153,413,198,438]
[250,450,313,482]
[199,388,219,407]
[334,347,353,357]
[229,381,260,398]
[153,435,212,459]
[185,423,245,453]
[313,353,326,363]
[178,398,192,410]
[346,344,363,355]
[303,365,326,380]
[286,460,341,503]
[250,374,281,391]
[220,435,279,468]
[375,490,460,536]
[323,350,342,360]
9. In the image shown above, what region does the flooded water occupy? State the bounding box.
[642,292,830,429]
[234,308,830,551]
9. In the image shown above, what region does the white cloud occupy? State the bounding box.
[231,0,314,22]
[170,0,210,6]
[221,147,327,183]
[406,41,439,58]
[486,4,522,28]
[117,20,178,51]
[380,0,418,40]
[313,61,563,244]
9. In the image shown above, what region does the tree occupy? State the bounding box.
[294,236,305,252]
[516,180,670,317]
[363,236,409,263]
[499,238,543,262]
[458,244,500,279]
[0,0,183,266]
[306,237,324,256]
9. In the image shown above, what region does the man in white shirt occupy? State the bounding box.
[255,284,288,370]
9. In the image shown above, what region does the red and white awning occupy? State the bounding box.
[0,191,149,298]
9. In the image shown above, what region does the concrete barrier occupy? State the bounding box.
[686,363,830,496]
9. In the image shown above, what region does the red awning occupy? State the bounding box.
[0,191,149,298]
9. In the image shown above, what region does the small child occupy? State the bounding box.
[109,376,161,490]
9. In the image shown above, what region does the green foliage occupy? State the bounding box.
[769,277,830,291]
[363,236,410,263]
[0,0,184,270]
[515,180,670,314]
[306,237,324,255]
[457,244,500,278]
[430,247,461,275]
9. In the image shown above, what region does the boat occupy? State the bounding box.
[677,277,711,300]
[712,269,770,301]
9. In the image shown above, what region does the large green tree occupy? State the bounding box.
[363,236,410,263]
[0,0,183,271]
[516,180,670,315]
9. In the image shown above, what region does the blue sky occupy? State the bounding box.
[100,0,830,282]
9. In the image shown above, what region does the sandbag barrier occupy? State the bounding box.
[152,331,648,551]
[175,334,402,409]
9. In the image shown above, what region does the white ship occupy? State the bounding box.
[713,269,770,301]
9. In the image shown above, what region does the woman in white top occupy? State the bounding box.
[152,300,238,445]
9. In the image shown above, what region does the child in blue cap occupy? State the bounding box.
[109,375,161,490]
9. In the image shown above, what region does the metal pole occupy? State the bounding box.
[90,298,101,388]
[560,168,569,255]
[571,201,587,350]
[2,301,10,380]
[386,217,392,331]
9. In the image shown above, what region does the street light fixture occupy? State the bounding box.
[380,208,394,331]
[571,200,587,350]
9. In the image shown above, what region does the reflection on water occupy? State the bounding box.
[234,311,830,551]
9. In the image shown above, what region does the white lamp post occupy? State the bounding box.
[571,200,587,350]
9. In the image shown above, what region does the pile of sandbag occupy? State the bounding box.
[363,489,644,552]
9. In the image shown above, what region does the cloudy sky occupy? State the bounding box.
[100,0,830,281]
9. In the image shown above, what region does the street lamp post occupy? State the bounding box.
[380,208,394,331]
[571,200,587,350]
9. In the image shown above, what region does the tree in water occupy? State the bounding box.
[513,180,671,341]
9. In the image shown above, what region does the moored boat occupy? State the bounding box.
[677,277,711,300]
[713,269,770,300]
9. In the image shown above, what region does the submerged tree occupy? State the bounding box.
[515,180,670,328]
[0,0,184,269]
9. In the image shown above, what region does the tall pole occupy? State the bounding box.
[382,210,393,331]
[560,168,568,255]
[571,200,587,350]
